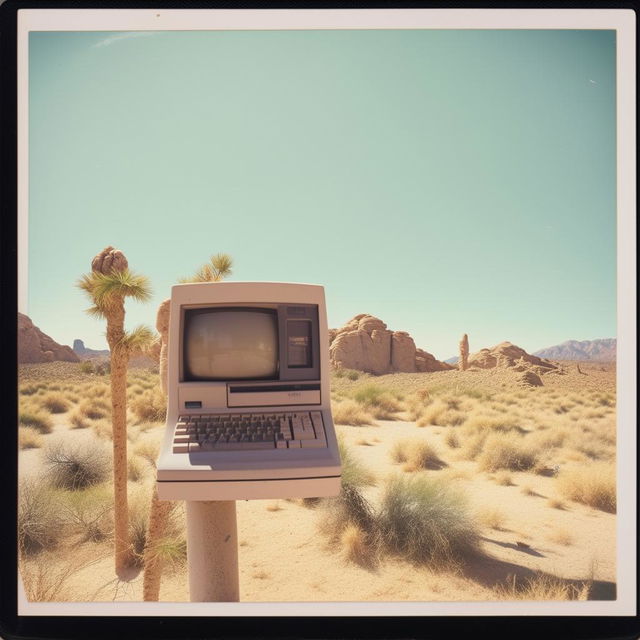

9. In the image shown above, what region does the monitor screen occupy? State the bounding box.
[183,308,279,381]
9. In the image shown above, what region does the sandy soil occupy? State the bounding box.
[18,361,617,602]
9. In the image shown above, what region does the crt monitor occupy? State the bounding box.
[156,281,342,501]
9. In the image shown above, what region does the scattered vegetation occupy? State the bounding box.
[129,387,167,423]
[18,478,63,555]
[19,409,53,434]
[390,438,445,471]
[19,427,43,449]
[494,573,590,601]
[477,433,539,472]
[332,399,374,426]
[44,439,111,490]
[557,463,616,513]
[377,474,480,567]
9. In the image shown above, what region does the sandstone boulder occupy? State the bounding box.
[468,341,556,371]
[329,314,452,375]
[18,313,80,364]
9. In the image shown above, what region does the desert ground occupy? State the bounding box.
[18,360,616,602]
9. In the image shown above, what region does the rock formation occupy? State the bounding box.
[467,341,556,372]
[18,313,80,364]
[328,314,452,375]
[72,338,110,360]
[459,334,469,371]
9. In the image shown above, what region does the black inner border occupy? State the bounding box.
[1,1,638,639]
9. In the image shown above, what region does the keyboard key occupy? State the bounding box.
[301,439,326,448]
[287,440,301,448]
[173,444,189,453]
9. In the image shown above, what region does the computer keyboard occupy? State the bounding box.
[172,411,327,453]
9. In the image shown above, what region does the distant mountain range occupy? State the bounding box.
[533,339,616,362]
[445,338,616,364]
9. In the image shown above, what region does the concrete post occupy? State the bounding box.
[186,501,239,602]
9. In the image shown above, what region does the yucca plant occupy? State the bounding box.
[143,252,233,601]
[77,246,153,575]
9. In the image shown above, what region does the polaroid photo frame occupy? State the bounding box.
[1,3,637,639]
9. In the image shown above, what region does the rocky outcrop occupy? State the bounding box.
[328,314,452,375]
[18,313,80,364]
[459,334,469,371]
[72,338,110,360]
[468,342,556,372]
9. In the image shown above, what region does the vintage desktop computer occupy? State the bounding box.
[156,281,342,501]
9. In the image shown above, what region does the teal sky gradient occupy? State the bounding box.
[28,29,616,360]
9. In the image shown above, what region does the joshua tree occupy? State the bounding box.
[78,246,153,575]
[142,252,233,600]
[459,334,469,372]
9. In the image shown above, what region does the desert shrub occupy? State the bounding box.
[68,409,91,430]
[92,419,113,440]
[494,470,514,486]
[477,433,539,472]
[129,488,151,566]
[339,438,376,489]
[86,383,110,398]
[20,555,84,602]
[128,454,149,482]
[464,414,523,433]
[332,399,374,426]
[44,439,111,490]
[133,434,162,466]
[352,385,402,419]
[494,573,590,601]
[18,478,63,555]
[94,361,111,375]
[79,360,95,374]
[128,384,145,396]
[20,383,46,396]
[78,398,109,420]
[437,409,467,427]
[19,409,53,434]
[334,368,361,381]
[476,507,506,530]
[390,438,445,471]
[340,523,370,564]
[445,429,460,449]
[459,432,488,461]
[557,463,616,513]
[19,427,43,449]
[377,474,480,566]
[59,484,113,542]
[416,399,448,426]
[130,387,166,424]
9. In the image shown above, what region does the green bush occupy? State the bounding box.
[377,474,480,566]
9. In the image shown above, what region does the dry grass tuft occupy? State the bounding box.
[19,427,43,449]
[556,463,616,513]
[340,523,374,565]
[494,573,590,601]
[129,387,167,424]
[18,478,63,555]
[445,429,460,449]
[332,399,374,426]
[547,527,573,546]
[391,438,446,471]
[266,502,283,512]
[494,470,514,486]
[547,497,567,510]
[352,384,403,420]
[59,484,114,543]
[416,399,448,426]
[128,455,149,483]
[78,398,110,421]
[377,474,480,567]
[69,409,91,430]
[19,409,53,434]
[477,433,539,472]
[44,439,111,490]
[39,392,70,414]
[476,507,506,530]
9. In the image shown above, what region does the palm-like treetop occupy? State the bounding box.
[78,269,152,318]
[178,253,233,284]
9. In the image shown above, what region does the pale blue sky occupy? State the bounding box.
[27,29,616,360]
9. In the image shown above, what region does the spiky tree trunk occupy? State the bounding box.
[142,485,174,600]
[142,298,173,600]
[91,247,132,575]
[156,298,171,394]
[459,334,469,372]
